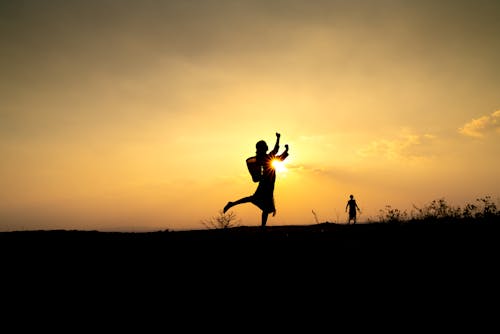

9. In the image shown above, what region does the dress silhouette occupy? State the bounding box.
[345,194,361,224]
[223,132,289,228]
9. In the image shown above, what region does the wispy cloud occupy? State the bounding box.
[286,163,335,176]
[459,110,500,138]
[357,131,436,161]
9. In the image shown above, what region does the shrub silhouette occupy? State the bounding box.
[202,210,241,229]
[462,196,498,220]
[377,205,409,223]
[411,198,462,221]
[377,196,499,224]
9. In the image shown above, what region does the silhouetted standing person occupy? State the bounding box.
[224,132,289,229]
[346,194,361,224]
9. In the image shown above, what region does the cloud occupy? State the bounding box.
[459,110,500,138]
[357,132,436,161]
[286,163,335,176]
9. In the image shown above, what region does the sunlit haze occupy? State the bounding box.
[272,159,288,173]
[1,0,499,231]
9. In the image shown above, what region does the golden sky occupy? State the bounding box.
[1,0,499,231]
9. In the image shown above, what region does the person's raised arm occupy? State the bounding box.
[276,143,289,161]
[271,132,280,155]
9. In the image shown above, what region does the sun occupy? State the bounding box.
[271,159,287,173]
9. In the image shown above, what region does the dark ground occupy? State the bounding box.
[2,220,499,324]
[2,219,498,271]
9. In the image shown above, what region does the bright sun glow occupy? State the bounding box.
[271,159,287,173]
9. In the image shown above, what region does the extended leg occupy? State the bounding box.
[224,196,253,213]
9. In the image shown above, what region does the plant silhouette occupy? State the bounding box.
[202,210,240,229]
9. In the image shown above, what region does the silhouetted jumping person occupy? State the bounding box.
[345,194,361,224]
[223,132,289,229]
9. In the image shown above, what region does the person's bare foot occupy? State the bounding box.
[223,202,233,213]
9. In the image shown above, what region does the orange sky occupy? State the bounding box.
[1,1,499,231]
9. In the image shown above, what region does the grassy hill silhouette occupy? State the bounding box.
[2,218,498,262]
[3,216,498,317]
